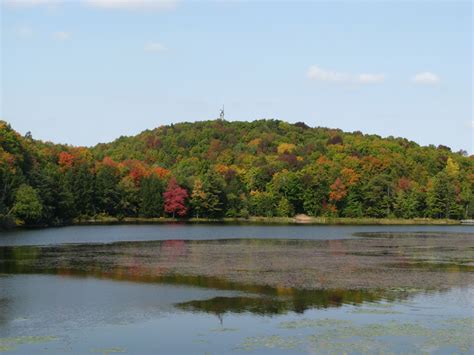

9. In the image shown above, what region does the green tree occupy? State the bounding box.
[249,191,276,217]
[31,163,76,224]
[394,189,419,219]
[12,184,43,224]
[66,163,96,217]
[276,197,294,217]
[95,164,122,216]
[139,175,163,217]
[190,173,225,218]
[190,179,206,218]
[269,170,303,213]
[343,185,364,218]
[201,172,225,217]
[302,179,329,217]
[426,172,457,219]
[362,175,393,218]
[118,176,140,217]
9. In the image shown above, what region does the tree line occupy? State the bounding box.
[1,119,473,226]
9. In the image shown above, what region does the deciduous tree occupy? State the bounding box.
[163,178,188,218]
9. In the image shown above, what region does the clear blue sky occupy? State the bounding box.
[1,0,472,153]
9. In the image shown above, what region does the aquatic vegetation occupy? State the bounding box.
[444,317,474,327]
[92,347,126,355]
[362,301,396,308]
[243,318,474,353]
[237,335,302,351]
[350,308,402,315]
[307,335,387,354]
[0,345,14,352]
[1,232,471,294]
[0,230,472,354]
[210,327,239,332]
[279,318,351,329]
[0,336,57,352]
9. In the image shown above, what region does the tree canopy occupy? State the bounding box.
[1,119,473,226]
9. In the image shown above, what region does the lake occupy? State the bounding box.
[0,224,473,354]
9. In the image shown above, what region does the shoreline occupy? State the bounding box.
[1,215,464,231]
[75,216,460,226]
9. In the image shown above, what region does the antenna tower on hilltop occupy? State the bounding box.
[219,105,225,120]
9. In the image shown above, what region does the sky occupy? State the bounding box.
[1,0,472,153]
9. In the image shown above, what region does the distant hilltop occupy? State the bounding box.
[1,119,473,227]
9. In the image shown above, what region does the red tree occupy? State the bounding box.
[163,178,188,217]
[58,151,74,169]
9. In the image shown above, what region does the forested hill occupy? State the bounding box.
[1,119,473,227]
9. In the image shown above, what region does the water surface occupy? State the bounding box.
[0,225,472,354]
[0,274,472,354]
[0,224,470,246]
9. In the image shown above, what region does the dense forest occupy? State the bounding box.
[1,119,473,227]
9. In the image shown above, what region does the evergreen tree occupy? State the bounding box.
[139,175,164,217]
[394,190,419,219]
[343,186,364,218]
[31,163,76,224]
[95,164,121,216]
[426,172,457,219]
[66,164,96,217]
[362,175,393,218]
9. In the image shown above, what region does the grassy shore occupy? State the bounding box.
[73,215,461,226]
[1,215,461,230]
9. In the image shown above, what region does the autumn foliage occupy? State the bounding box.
[163,178,188,217]
[1,119,473,226]
[58,152,74,169]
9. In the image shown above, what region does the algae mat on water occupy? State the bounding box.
[0,336,57,352]
[0,232,472,291]
[237,317,473,353]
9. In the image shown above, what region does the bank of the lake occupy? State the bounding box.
[73,215,461,226]
[1,214,461,231]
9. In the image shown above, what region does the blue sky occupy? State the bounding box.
[1,0,472,153]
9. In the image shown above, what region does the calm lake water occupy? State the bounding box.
[0,223,471,246]
[0,224,473,354]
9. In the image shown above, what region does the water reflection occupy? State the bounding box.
[1,234,472,316]
[0,243,394,315]
[1,238,464,316]
[1,224,471,246]
[176,288,388,317]
[0,296,9,326]
[0,230,472,354]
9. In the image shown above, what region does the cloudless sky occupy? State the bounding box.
[1,0,472,153]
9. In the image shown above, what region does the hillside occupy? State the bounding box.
[1,119,473,226]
